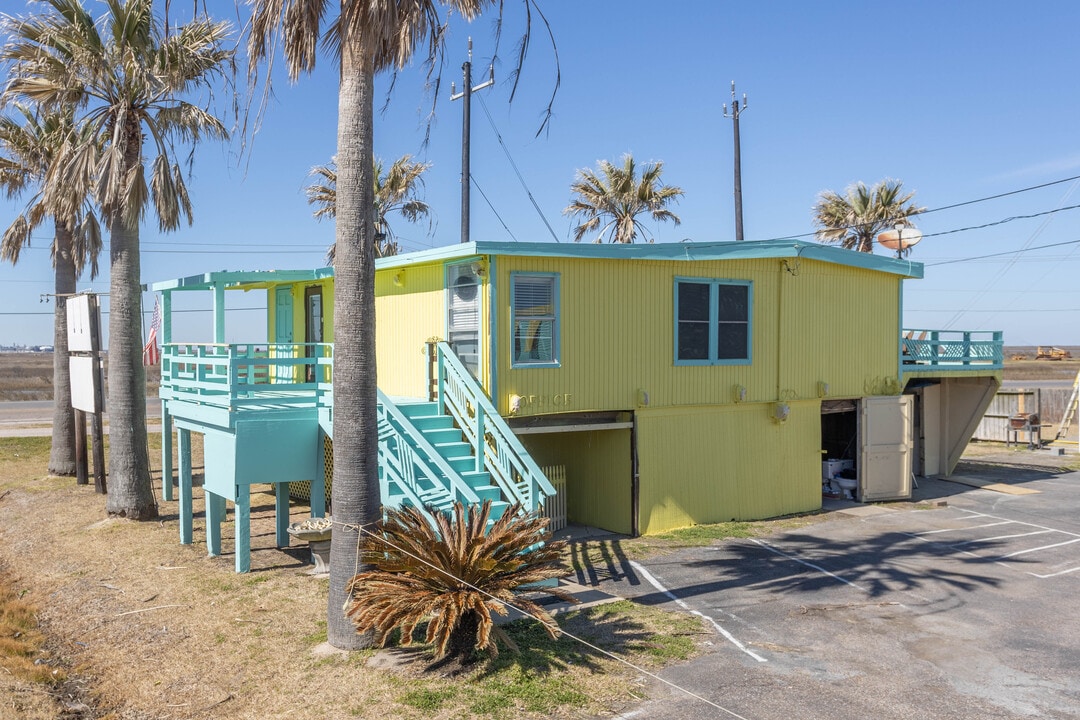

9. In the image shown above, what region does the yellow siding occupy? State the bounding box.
[636,401,821,534]
[519,430,632,534]
[373,263,446,397]
[497,256,900,417]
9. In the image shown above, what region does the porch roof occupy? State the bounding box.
[150,267,334,293]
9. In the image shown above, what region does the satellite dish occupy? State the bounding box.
[877,227,923,252]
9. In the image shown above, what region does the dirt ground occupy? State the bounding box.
[0,435,709,720]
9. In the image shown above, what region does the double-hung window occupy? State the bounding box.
[511,273,559,367]
[674,278,752,365]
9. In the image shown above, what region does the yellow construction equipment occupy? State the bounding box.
[1036,346,1072,360]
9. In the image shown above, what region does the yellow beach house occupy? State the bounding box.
[152,239,1002,570]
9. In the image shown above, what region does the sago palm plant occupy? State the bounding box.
[345,500,575,662]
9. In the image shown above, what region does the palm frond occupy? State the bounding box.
[564,153,683,243]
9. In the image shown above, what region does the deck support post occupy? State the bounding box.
[206,491,225,557]
[178,428,192,545]
[235,487,251,573]
[161,409,173,501]
[311,433,327,518]
[275,481,290,548]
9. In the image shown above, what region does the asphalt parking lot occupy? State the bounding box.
[572,450,1080,720]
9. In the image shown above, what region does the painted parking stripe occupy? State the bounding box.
[958,510,1080,538]
[1002,538,1080,558]
[628,560,768,663]
[1030,565,1080,579]
[914,520,1014,535]
[749,539,868,592]
[952,529,1054,546]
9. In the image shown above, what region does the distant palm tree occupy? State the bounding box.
[812,179,926,253]
[0,105,102,476]
[346,501,574,663]
[306,155,432,264]
[248,0,554,650]
[564,154,684,243]
[2,0,234,519]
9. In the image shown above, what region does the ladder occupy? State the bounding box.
[1056,369,1080,442]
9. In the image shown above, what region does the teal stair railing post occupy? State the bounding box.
[993,331,1003,367]
[962,331,971,366]
[475,405,485,474]
[435,342,555,512]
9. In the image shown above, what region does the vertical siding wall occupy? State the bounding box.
[496,255,901,416]
[520,429,632,535]
[373,263,449,398]
[636,401,822,534]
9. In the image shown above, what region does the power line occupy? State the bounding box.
[924,238,1080,266]
[476,94,562,243]
[470,176,519,242]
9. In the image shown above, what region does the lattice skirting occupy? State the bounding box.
[289,435,333,503]
[541,464,567,532]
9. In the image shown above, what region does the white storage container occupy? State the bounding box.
[822,459,854,480]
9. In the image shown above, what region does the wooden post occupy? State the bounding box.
[91,411,106,494]
[178,428,192,545]
[74,409,88,486]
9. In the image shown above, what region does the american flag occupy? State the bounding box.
[143,295,161,367]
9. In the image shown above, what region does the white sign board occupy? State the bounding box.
[66,294,100,353]
[70,356,104,413]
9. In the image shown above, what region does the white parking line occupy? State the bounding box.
[749,539,868,592]
[906,509,1080,578]
[628,560,768,663]
[1002,538,1080,558]
[952,529,1054,546]
[914,520,1014,535]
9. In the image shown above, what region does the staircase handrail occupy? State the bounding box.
[377,390,482,510]
[435,342,555,509]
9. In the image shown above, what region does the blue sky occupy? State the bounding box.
[2,0,1079,346]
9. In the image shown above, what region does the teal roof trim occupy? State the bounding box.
[151,267,333,292]
[374,239,923,279]
[151,239,923,290]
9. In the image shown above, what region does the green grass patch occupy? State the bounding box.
[398,686,459,711]
[302,620,328,646]
[653,521,756,542]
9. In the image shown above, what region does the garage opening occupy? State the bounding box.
[821,399,858,498]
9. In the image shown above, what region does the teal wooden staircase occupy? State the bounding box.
[370,341,556,526]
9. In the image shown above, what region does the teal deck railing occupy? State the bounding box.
[436,341,556,510]
[376,389,482,526]
[901,330,1003,370]
[162,342,334,409]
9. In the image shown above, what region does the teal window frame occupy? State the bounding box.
[673,277,752,366]
[510,272,560,368]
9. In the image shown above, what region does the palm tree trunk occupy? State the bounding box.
[48,220,77,476]
[327,39,380,650]
[105,131,156,519]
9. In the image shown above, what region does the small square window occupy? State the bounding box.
[675,279,751,365]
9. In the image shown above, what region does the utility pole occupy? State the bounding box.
[723,81,748,242]
[451,38,494,244]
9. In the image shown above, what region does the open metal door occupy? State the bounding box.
[859,395,913,501]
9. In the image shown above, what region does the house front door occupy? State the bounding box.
[304,286,323,383]
[274,287,293,383]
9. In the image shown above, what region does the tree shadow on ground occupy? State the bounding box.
[571,527,1027,616]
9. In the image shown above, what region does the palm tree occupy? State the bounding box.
[1,0,234,519]
[564,154,684,243]
[812,179,926,253]
[345,501,574,663]
[0,104,102,476]
[248,0,553,651]
[306,155,432,264]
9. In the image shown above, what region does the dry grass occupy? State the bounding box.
[0,435,709,720]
